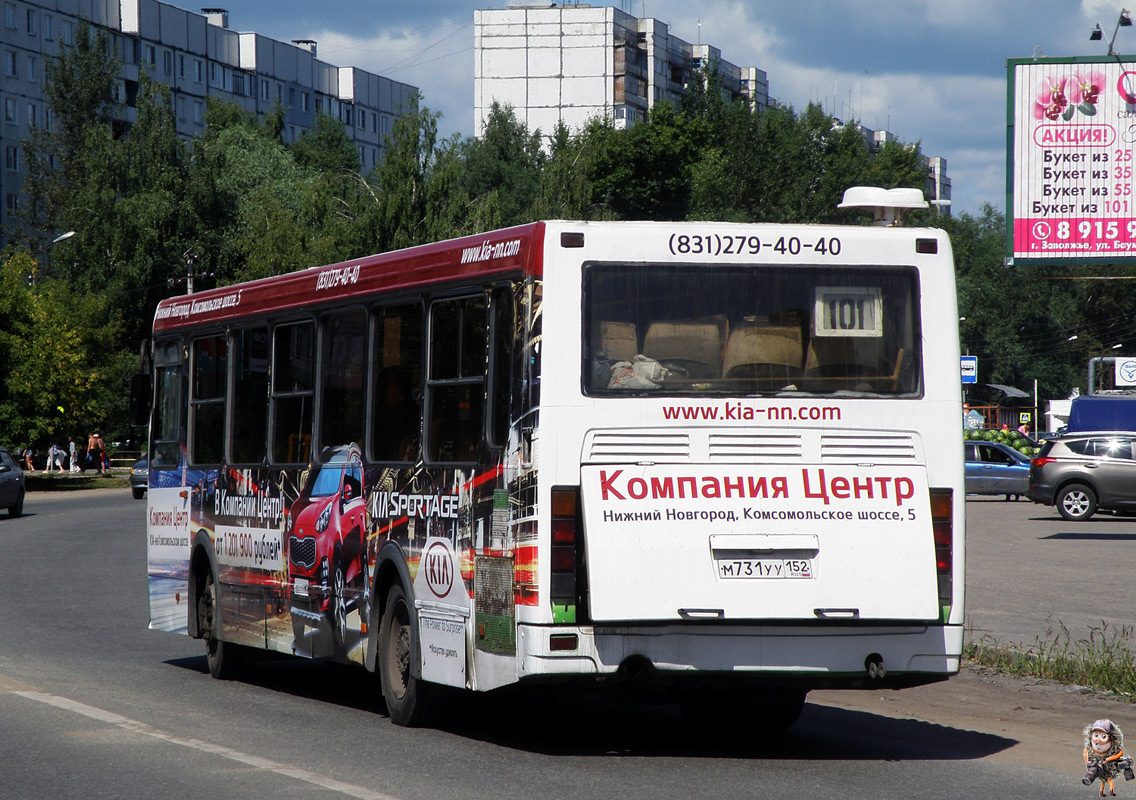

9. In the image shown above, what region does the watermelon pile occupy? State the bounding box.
[963,427,1039,456]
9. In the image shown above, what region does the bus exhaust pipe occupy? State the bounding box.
[865,654,886,680]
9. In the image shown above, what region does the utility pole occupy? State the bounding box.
[184,248,198,295]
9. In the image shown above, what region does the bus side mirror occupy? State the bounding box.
[129,373,152,428]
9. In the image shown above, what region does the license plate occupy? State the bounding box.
[716,558,813,579]
[293,578,309,597]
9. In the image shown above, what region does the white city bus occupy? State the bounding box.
[140,188,963,728]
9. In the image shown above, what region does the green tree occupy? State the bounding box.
[290,112,360,173]
[19,20,120,250]
[590,101,703,220]
[532,118,616,220]
[864,138,930,193]
[365,102,445,251]
[105,75,196,345]
[0,252,132,446]
[188,102,307,283]
[459,102,546,228]
[947,206,1082,400]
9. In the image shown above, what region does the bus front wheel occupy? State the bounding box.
[379,582,431,726]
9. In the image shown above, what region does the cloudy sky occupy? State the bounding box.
[199,0,1130,216]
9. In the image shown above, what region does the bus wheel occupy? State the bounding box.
[329,554,347,653]
[379,582,431,726]
[202,569,243,680]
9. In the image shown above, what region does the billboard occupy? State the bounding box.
[1007,57,1136,265]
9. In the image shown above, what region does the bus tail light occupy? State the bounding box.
[929,488,953,613]
[550,487,580,624]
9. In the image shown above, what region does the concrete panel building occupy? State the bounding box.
[1,0,417,234]
[474,3,768,140]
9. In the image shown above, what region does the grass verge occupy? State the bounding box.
[966,618,1136,699]
[25,473,130,492]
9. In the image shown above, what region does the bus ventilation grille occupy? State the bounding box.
[587,432,690,462]
[819,433,918,463]
[708,432,803,463]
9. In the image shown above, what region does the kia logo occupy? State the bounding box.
[423,542,453,598]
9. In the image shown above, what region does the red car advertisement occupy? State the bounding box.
[286,444,368,657]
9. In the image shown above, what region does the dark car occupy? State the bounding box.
[130,457,148,500]
[285,444,368,650]
[965,440,1031,499]
[0,446,25,517]
[1028,433,1136,520]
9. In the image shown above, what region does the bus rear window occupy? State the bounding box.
[584,264,921,397]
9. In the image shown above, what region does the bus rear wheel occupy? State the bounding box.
[379,582,431,726]
[201,568,244,680]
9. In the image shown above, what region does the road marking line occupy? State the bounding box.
[8,689,402,800]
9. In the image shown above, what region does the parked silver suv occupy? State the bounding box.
[1028,433,1136,520]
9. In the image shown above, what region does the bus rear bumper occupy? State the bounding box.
[515,622,962,690]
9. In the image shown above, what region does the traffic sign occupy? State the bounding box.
[960,355,978,384]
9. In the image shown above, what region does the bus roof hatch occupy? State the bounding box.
[838,186,928,227]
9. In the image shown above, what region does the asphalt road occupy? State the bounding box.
[0,488,1125,799]
[963,495,1136,648]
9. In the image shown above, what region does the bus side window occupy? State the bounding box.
[512,278,541,417]
[190,334,227,465]
[488,285,514,448]
[271,321,314,464]
[319,309,366,453]
[371,302,423,463]
[230,326,268,464]
[427,295,486,463]
[151,339,183,468]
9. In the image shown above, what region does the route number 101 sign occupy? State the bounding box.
[814,286,882,337]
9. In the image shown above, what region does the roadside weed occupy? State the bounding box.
[966,618,1136,698]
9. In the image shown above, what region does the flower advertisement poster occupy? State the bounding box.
[1008,57,1136,264]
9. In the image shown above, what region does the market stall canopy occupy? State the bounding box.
[985,383,1030,399]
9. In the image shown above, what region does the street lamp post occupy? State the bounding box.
[1090,9,1133,56]
[28,230,78,288]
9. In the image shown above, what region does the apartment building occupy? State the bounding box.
[474,3,768,140]
[924,155,951,213]
[0,0,417,233]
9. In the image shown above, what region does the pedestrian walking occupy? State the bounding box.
[87,433,106,475]
[46,442,65,472]
[68,436,80,473]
